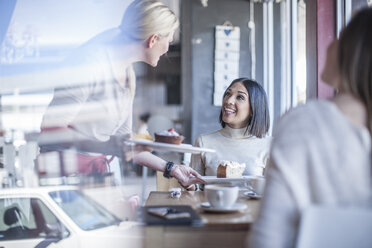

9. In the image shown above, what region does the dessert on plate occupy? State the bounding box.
[217,160,246,178]
[154,128,185,144]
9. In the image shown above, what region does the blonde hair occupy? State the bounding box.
[119,0,179,41]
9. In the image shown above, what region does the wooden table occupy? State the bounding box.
[143,191,260,248]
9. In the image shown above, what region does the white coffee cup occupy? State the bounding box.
[247,177,266,195]
[205,185,239,208]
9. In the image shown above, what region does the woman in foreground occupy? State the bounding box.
[249,7,372,248]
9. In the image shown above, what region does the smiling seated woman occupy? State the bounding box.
[189,78,271,190]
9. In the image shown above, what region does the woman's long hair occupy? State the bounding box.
[338,7,372,168]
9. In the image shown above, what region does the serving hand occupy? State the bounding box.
[171,165,206,188]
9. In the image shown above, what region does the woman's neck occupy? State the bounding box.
[332,93,367,127]
[222,125,251,139]
[106,41,144,67]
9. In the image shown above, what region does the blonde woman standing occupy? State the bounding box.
[41,0,203,187]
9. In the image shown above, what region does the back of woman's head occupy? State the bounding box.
[219,78,270,138]
[338,7,372,135]
[120,0,179,41]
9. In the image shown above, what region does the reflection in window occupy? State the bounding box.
[49,190,120,231]
[0,198,69,240]
[295,0,306,104]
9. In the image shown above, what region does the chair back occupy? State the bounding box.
[296,206,372,248]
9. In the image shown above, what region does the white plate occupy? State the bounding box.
[199,202,247,213]
[201,175,260,184]
[125,139,216,154]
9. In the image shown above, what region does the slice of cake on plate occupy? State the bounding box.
[217,160,246,178]
[154,128,185,144]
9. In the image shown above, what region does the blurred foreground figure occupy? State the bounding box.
[40,0,204,187]
[249,7,372,248]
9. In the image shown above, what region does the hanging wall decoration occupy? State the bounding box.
[213,22,240,106]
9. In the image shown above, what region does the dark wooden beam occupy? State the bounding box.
[306,0,336,100]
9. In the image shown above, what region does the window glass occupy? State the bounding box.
[0,197,69,240]
[0,198,37,232]
[49,190,120,231]
[295,0,306,104]
[35,198,70,239]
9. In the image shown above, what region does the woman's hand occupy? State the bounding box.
[170,164,206,188]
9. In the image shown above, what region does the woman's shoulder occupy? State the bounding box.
[66,43,107,65]
[197,129,224,139]
[274,100,331,131]
[194,129,224,145]
[271,100,338,146]
[257,135,272,144]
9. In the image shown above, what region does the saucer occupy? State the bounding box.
[199,202,247,213]
[243,191,262,200]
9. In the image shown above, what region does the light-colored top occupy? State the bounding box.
[41,37,133,142]
[249,100,372,248]
[190,126,271,176]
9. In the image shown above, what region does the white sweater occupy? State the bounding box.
[190,125,271,176]
[249,100,372,248]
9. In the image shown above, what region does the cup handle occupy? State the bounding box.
[217,191,223,206]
